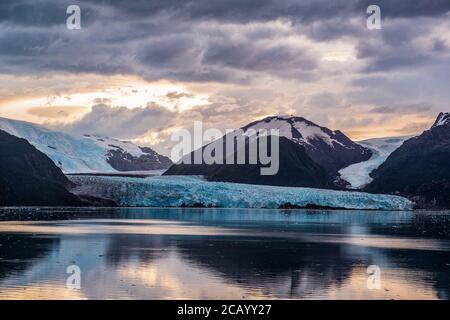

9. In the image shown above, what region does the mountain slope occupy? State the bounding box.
[0,117,172,173]
[182,136,332,188]
[164,135,332,188]
[0,129,82,206]
[365,112,450,208]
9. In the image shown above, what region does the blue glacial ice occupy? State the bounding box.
[69,175,413,210]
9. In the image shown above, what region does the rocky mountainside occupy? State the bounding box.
[165,136,332,188]
[0,117,172,173]
[0,129,82,206]
[365,112,450,208]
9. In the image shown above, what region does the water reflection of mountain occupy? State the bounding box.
[104,234,173,267]
[176,236,355,298]
[1,208,449,299]
[104,234,355,298]
[0,234,59,280]
[104,231,450,299]
[382,247,450,299]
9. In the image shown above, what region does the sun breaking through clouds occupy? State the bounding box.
[1,0,449,155]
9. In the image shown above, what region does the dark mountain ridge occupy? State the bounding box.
[0,129,82,206]
[209,136,332,188]
[365,112,450,208]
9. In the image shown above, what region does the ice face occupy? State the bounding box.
[69,175,413,210]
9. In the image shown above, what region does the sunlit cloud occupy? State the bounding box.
[0,0,449,145]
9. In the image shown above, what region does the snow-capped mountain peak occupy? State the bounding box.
[241,115,372,174]
[432,112,450,128]
[243,115,357,150]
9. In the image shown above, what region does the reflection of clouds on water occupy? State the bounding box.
[0,209,449,299]
[0,235,107,299]
[172,237,355,299]
[115,252,266,299]
[0,282,86,300]
[324,268,437,300]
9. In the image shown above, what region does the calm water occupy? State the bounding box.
[0,208,449,300]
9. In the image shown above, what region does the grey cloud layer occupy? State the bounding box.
[1,0,448,80]
[53,103,176,138]
[1,0,450,143]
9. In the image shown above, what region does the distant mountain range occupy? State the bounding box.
[0,117,172,173]
[1,112,450,208]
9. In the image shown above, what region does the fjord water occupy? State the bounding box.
[0,208,449,300]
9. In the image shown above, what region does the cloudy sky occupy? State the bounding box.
[1,0,449,156]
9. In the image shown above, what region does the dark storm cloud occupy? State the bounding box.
[0,27,130,75]
[0,0,66,26]
[202,38,317,73]
[78,0,356,24]
[355,14,450,73]
[137,35,200,68]
[363,54,431,73]
[355,0,450,18]
[0,0,99,27]
[77,0,450,23]
[0,0,449,83]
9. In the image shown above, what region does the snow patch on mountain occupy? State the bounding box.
[292,121,344,147]
[244,115,346,148]
[82,134,146,157]
[241,115,372,174]
[69,175,413,210]
[339,136,411,189]
[432,112,450,128]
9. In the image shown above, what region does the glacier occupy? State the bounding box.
[69,175,413,210]
[339,136,411,189]
[0,117,165,173]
